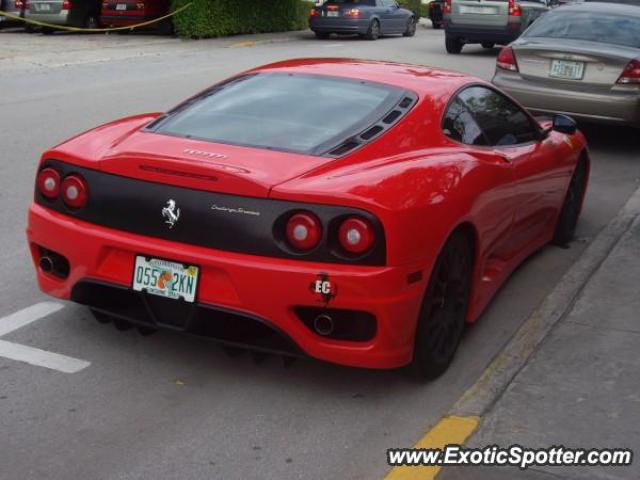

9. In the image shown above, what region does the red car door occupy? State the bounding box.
[458,85,564,253]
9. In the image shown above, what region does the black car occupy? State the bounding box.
[309,0,416,40]
[429,0,444,28]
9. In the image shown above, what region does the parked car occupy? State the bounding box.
[493,2,640,127]
[100,0,172,34]
[28,58,589,379]
[428,0,444,28]
[443,0,548,53]
[0,0,24,29]
[309,0,416,40]
[24,0,101,33]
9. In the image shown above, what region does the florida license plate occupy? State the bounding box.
[326,10,339,16]
[38,3,51,11]
[549,59,585,80]
[459,5,497,14]
[132,256,199,303]
[116,3,126,10]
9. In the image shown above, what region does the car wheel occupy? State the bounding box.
[552,159,587,247]
[413,229,473,380]
[403,17,416,37]
[41,26,55,35]
[431,20,442,29]
[481,42,495,49]
[315,31,330,39]
[365,19,380,40]
[84,15,99,29]
[25,23,37,33]
[445,36,463,54]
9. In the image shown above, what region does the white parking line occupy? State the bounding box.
[0,302,64,337]
[0,340,90,373]
[0,302,91,373]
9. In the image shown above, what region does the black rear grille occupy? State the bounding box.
[72,280,303,356]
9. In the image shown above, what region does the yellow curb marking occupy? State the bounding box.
[228,41,257,48]
[385,415,480,480]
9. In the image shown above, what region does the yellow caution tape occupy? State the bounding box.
[0,2,191,32]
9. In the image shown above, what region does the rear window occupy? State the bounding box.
[523,11,640,48]
[152,73,406,155]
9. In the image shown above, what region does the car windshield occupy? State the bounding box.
[153,73,402,155]
[523,11,640,48]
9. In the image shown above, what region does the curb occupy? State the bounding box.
[450,183,640,419]
[385,183,640,480]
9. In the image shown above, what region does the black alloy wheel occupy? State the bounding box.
[413,230,473,379]
[553,160,587,247]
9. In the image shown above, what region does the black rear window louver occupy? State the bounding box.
[326,95,416,157]
[328,140,361,157]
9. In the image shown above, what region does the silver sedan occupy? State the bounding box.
[492,2,640,127]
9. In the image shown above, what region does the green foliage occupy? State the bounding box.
[171,0,315,39]
[398,0,423,18]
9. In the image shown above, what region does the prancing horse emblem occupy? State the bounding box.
[162,199,181,228]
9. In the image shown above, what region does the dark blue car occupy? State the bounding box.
[310,0,416,40]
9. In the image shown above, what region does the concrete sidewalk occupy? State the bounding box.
[441,212,640,478]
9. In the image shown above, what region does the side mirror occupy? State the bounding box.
[552,114,577,135]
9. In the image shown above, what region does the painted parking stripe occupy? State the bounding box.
[0,340,90,373]
[0,302,90,373]
[384,415,480,480]
[0,302,64,337]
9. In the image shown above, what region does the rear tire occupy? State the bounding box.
[445,36,463,54]
[41,26,55,35]
[552,159,587,247]
[431,20,442,29]
[403,17,416,37]
[481,42,495,49]
[314,31,330,39]
[413,230,473,380]
[365,19,380,40]
[84,15,99,30]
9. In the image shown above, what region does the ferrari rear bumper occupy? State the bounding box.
[27,203,428,369]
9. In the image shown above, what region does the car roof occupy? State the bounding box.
[553,1,640,15]
[249,58,477,100]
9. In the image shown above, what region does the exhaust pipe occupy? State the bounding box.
[313,314,334,336]
[39,256,54,273]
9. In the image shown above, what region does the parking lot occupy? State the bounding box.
[1,23,640,480]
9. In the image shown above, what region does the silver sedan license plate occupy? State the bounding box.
[132,256,199,303]
[549,59,585,80]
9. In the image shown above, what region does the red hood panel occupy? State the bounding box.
[48,116,332,198]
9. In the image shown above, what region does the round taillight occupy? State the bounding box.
[285,212,322,251]
[338,217,374,254]
[37,168,61,199]
[61,175,88,208]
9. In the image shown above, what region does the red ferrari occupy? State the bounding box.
[27,59,589,378]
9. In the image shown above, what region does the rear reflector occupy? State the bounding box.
[617,59,640,84]
[497,46,518,72]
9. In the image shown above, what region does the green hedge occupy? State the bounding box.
[398,0,422,18]
[171,0,315,39]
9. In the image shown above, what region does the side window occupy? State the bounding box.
[458,86,538,147]
[442,98,488,146]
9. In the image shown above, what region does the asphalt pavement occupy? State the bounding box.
[1,24,639,480]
